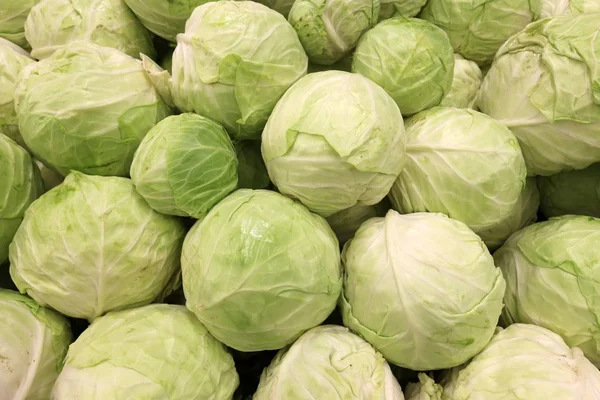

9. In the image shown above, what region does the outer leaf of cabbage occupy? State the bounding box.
[262,71,405,217]
[441,324,600,399]
[439,54,482,109]
[537,163,600,219]
[130,113,238,219]
[288,0,380,66]
[420,0,540,66]
[51,304,239,400]
[340,211,506,370]
[477,177,540,251]
[0,289,72,400]
[254,325,405,400]
[25,0,155,60]
[539,0,600,18]
[0,134,43,264]
[378,0,426,20]
[477,13,600,176]
[0,0,40,48]
[405,374,443,400]
[494,215,600,365]
[181,189,342,352]
[14,42,171,177]
[0,38,34,147]
[123,0,211,42]
[9,171,186,321]
[352,18,454,115]
[171,1,308,140]
[389,107,526,235]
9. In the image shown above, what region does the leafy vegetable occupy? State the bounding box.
[0,0,40,48]
[439,54,482,109]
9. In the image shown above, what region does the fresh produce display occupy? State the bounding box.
[1,1,599,398]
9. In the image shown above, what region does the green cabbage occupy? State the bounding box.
[0,0,40,48]
[439,54,482,109]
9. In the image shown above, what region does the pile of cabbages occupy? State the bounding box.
[2,0,600,398]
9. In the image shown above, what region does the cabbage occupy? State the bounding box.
[405,374,443,400]
[0,0,40,48]
[439,54,482,109]
[539,0,600,17]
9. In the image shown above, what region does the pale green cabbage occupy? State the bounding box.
[439,54,482,109]
[131,113,238,219]
[171,1,308,140]
[494,215,600,365]
[405,374,443,400]
[14,42,171,177]
[378,0,426,20]
[389,107,526,237]
[537,163,600,218]
[477,177,540,251]
[123,0,210,42]
[182,189,342,352]
[0,134,43,264]
[442,324,600,399]
[0,0,40,48]
[254,325,405,400]
[51,304,239,399]
[0,38,34,147]
[262,71,406,217]
[9,172,186,321]
[477,13,600,176]
[540,0,600,17]
[420,0,540,65]
[25,0,155,60]
[340,211,506,370]
[0,289,72,400]
[352,18,454,115]
[288,0,379,65]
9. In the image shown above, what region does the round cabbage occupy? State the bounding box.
[254,325,405,400]
[9,172,186,321]
[288,0,379,65]
[171,1,308,140]
[494,215,600,365]
[439,54,482,109]
[442,324,600,399]
[182,189,342,352]
[14,42,171,177]
[25,0,155,60]
[262,71,406,217]
[51,304,239,399]
[477,13,600,176]
[0,290,72,400]
[405,374,442,400]
[378,0,427,20]
[123,0,210,42]
[340,211,506,370]
[389,107,527,237]
[0,38,34,147]
[130,113,238,219]
[420,0,540,65]
[0,134,43,264]
[0,0,40,48]
[537,163,600,218]
[352,18,454,115]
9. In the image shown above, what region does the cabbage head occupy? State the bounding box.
[420,0,540,65]
[0,289,72,400]
[352,18,454,115]
[494,215,600,365]
[378,0,426,20]
[51,304,239,399]
[477,13,600,176]
[537,163,600,218]
[262,71,405,217]
[182,189,342,352]
[0,134,43,264]
[131,113,238,219]
[0,38,34,147]
[442,324,600,399]
[171,1,308,140]
[25,0,155,60]
[14,42,171,177]
[9,172,186,321]
[340,211,506,370]
[405,374,442,400]
[539,0,600,17]
[0,0,40,48]
[288,0,379,65]
[389,107,526,238]
[123,0,210,42]
[439,54,482,109]
[254,325,405,400]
